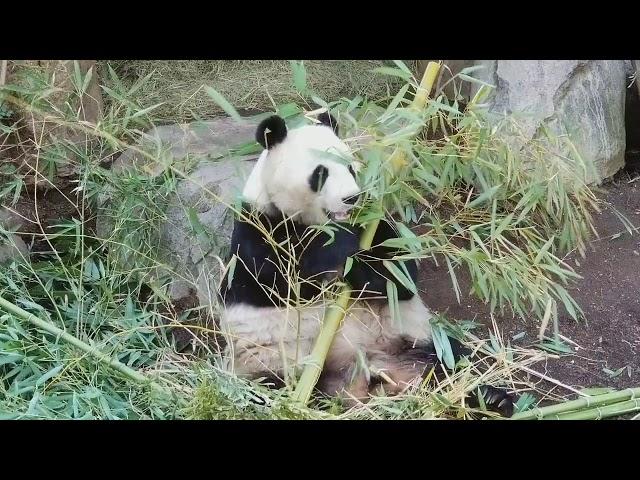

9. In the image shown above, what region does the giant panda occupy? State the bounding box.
[218,112,514,416]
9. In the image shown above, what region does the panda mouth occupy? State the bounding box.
[328,210,351,222]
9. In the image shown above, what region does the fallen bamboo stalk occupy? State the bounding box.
[0,295,172,398]
[549,398,640,420]
[291,61,442,405]
[511,387,640,420]
[0,60,7,87]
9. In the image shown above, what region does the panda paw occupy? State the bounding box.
[467,385,515,418]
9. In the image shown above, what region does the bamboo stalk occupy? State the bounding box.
[0,60,7,87]
[289,289,351,403]
[291,61,442,405]
[0,295,170,397]
[389,63,442,172]
[549,399,640,420]
[511,387,640,420]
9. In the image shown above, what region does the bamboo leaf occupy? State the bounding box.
[290,61,308,94]
[204,86,242,121]
[131,102,165,119]
[35,365,63,387]
[81,66,94,95]
[431,323,455,370]
[468,185,502,208]
[276,102,302,119]
[458,74,496,89]
[392,60,413,76]
[386,280,399,326]
[344,257,354,276]
[382,260,417,295]
[372,67,413,81]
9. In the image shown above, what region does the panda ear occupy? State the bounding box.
[318,112,339,135]
[256,115,287,149]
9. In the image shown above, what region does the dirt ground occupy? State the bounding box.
[417,171,640,392]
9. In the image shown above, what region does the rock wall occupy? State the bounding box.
[97,118,259,306]
[419,60,633,184]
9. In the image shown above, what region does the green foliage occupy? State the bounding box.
[0,60,606,419]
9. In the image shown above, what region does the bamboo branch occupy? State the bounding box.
[550,399,640,420]
[0,60,7,87]
[0,295,172,397]
[291,61,442,405]
[511,387,640,420]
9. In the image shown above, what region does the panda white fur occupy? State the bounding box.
[219,112,514,415]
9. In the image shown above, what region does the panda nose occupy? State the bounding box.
[343,194,359,206]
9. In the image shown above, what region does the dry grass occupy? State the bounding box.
[100,60,411,123]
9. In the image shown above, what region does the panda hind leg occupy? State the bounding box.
[439,337,516,418]
[368,354,428,397]
[378,336,516,418]
[466,385,515,418]
[364,338,437,398]
[317,365,370,408]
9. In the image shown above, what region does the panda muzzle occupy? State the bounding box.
[329,210,351,222]
[330,194,360,221]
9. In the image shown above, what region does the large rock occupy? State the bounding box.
[471,60,628,184]
[111,117,259,175]
[631,61,640,97]
[0,208,29,264]
[0,233,28,264]
[158,157,256,305]
[98,117,260,306]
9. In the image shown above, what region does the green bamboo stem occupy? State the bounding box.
[291,61,442,405]
[289,289,351,404]
[511,387,640,420]
[548,399,640,420]
[0,295,170,396]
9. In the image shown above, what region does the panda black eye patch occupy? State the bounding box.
[309,165,329,192]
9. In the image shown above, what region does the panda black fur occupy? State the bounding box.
[219,112,514,416]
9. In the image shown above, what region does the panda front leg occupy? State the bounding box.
[337,220,431,396]
[299,225,360,283]
[344,219,419,301]
[317,363,370,408]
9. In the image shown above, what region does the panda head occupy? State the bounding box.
[244,112,361,225]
